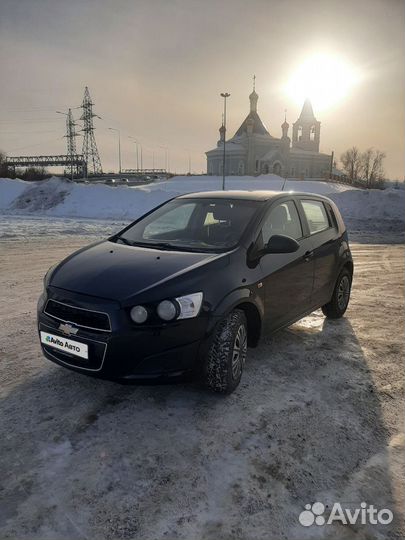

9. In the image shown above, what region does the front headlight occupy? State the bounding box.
[157,300,179,321]
[175,292,203,320]
[156,293,203,321]
[37,290,47,312]
[131,292,203,324]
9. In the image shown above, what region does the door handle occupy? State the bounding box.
[303,250,314,262]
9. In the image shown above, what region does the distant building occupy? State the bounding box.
[206,83,332,178]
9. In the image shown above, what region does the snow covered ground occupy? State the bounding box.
[0,175,404,243]
[0,238,403,539]
[0,177,403,538]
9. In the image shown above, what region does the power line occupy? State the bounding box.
[0,119,61,124]
[0,129,60,135]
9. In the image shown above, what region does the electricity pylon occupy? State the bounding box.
[65,109,80,178]
[80,86,102,176]
[57,108,81,179]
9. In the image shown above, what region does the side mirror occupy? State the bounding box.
[264,234,300,254]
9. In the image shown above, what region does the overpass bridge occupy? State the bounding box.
[5,154,87,177]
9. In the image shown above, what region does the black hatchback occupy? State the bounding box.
[37,190,353,393]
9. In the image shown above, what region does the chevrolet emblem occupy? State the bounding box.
[58,323,79,336]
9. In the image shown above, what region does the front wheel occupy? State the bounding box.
[203,309,248,394]
[322,268,352,319]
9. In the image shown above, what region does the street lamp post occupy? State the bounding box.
[220,92,230,190]
[159,145,169,173]
[129,137,140,171]
[109,127,121,176]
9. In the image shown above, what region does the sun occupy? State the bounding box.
[284,53,361,112]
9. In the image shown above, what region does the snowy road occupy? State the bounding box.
[0,237,404,539]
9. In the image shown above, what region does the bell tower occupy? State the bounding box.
[292,99,321,152]
[281,110,290,140]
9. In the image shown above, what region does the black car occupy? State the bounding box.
[37,191,353,393]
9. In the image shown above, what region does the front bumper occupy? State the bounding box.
[37,287,209,382]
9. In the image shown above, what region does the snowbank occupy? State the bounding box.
[0,178,28,209]
[328,188,405,220]
[0,176,403,235]
[143,174,353,195]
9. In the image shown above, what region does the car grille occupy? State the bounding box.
[44,299,111,332]
[40,322,108,371]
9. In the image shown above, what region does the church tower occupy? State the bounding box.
[281,110,290,142]
[292,99,321,152]
[217,120,225,146]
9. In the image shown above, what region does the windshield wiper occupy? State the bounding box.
[114,237,217,253]
[132,241,198,251]
[114,236,134,247]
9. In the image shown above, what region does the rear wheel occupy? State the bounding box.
[203,309,247,394]
[322,268,352,319]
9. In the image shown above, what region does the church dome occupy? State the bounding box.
[234,80,270,137]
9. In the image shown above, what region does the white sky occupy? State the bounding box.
[0,0,403,178]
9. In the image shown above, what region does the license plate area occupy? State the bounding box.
[40,331,88,360]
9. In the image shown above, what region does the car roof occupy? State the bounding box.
[178,190,332,202]
[179,190,280,201]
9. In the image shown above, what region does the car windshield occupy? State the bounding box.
[113,198,260,252]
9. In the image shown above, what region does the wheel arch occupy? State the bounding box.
[209,289,264,348]
[234,301,262,347]
[342,259,354,277]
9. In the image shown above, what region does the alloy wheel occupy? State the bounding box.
[231,324,247,379]
[337,275,351,310]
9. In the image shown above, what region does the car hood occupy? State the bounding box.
[50,240,225,302]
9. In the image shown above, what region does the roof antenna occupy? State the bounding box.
[281,173,288,191]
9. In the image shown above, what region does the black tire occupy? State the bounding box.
[203,309,248,394]
[322,268,352,319]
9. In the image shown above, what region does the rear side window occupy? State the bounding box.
[301,200,330,234]
[325,203,338,230]
[261,200,303,244]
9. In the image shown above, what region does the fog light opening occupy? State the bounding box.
[130,305,149,324]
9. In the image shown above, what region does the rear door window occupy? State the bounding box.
[261,200,303,244]
[301,200,330,234]
[325,203,338,230]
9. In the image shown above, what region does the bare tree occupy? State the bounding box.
[21,166,49,181]
[360,148,373,187]
[340,146,361,183]
[341,147,386,188]
[360,148,386,188]
[0,150,11,178]
[369,150,386,188]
